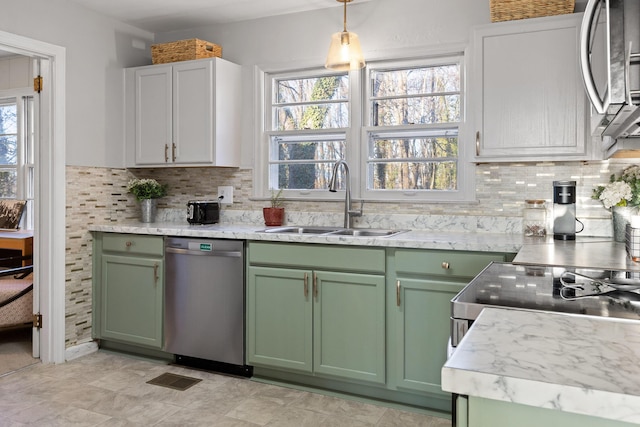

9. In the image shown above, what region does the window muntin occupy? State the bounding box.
[365,59,463,195]
[0,101,18,197]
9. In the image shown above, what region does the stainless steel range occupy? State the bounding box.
[451,262,640,348]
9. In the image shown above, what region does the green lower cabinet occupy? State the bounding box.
[246,266,313,372]
[390,277,464,395]
[246,265,386,384]
[100,253,164,348]
[466,396,638,427]
[314,271,386,384]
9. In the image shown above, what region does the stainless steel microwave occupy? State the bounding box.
[580,0,640,142]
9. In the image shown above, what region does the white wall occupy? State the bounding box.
[155,0,492,167]
[0,0,153,168]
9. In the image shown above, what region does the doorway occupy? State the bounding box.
[0,30,66,365]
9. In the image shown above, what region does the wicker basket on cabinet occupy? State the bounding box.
[151,38,222,64]
[490,0,575,22]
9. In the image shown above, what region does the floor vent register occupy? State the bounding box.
[146,372,202,391]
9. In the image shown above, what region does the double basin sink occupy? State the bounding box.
[258,226,409,238]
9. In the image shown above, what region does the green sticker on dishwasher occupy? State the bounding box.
[200,243,212,251]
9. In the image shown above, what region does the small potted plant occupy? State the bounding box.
[127,178,168,223]
[263,189,285,226]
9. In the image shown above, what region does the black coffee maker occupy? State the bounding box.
[552,180,584,240]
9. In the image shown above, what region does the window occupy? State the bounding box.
[260,53,472,202]
[264,70,351,196]
[0,95,34,229]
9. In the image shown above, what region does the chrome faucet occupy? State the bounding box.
[328,159,363,228]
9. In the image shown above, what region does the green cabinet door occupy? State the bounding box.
[247,266,313,372]
[391,278,464,395]
[314,271,386,384]
[100,254,163,348]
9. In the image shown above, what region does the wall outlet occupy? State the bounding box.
[217,186,233,204]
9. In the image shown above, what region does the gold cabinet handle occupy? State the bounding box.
[172,143,177,162]
[153,263,159,284]
[442,261,450,270]
[396,280,401,307]
[475,131,480,156]
[164,144,169,162]
[304,272,309,298]
[313,272,318,300]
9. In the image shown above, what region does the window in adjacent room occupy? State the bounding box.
[0,95,34,229]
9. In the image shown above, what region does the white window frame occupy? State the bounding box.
[362,55,473,202]
[255,49,474,203]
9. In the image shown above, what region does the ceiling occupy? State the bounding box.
[68,0,371,33]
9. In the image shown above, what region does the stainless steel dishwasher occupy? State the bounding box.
[164,237,251,376]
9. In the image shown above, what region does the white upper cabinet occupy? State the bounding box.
[125,58,241,167]
[470,14,595,161]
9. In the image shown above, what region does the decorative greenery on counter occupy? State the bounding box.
[593,165,640,209]
[270,189,284,208]
[127,178,168,201]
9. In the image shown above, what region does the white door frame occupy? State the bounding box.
[0,31,66,364]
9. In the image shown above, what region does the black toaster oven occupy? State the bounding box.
[187,200,220,225]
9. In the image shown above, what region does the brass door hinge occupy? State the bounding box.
[33,313,42,329]
[33,76,43,93]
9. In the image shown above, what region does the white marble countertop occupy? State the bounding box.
[514,236,640,271]
[88,221,524,253]
[442,307,640,424]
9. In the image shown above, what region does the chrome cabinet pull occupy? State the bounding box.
[396,280,401,307]
[153,263,159,284]
[304,272,309,298]
[172,143,177,162]
[475,131,480,156]
[442,261,450,270]
[164,144,169,162]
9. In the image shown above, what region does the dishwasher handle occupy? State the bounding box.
[165,246,242,257]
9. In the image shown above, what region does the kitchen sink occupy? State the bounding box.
[260,226,342,235]
[258,226,408,238]
[330,228,408,237]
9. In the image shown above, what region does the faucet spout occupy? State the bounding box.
[329,159,362,228]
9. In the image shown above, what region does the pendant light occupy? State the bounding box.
[325,0,365,71]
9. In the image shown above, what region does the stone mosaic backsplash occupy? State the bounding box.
[64,159,631,348]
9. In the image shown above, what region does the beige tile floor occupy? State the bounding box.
[0,351,452,426]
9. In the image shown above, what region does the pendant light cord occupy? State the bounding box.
[343,0,347,32]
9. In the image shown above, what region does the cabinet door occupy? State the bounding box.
[472,14,587,161]
[314,271,386,384]
[100,254,163,348]
[392,278,464,395]
[247,266,313,372]
[173,61,214,164]
[135,66,172,165]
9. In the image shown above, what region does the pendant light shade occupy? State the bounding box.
[325,0,365,71]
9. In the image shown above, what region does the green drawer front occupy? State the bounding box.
[102,233,164,256]
[394,249,508,278]
[249,242,385,273]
